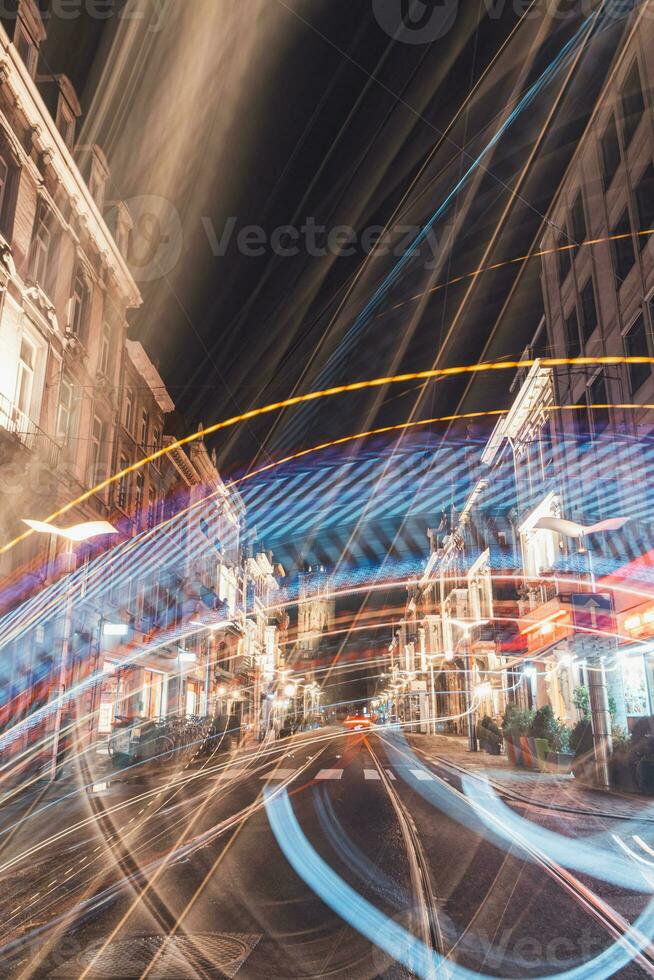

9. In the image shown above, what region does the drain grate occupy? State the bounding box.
[50,933,262,978]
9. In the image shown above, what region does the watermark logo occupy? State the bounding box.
[124,195,183,283]
[373,0,458,43]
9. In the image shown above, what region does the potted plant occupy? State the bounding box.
[609,726,633,790]
[547,721,573,773]
[529,705,558,772]
[477,715,502,755]
[570,718,594,783]
[502,705,534,767]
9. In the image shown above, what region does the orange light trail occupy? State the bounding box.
[382,231,654,316]
[4,387,654,569]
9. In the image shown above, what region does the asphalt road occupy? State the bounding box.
[0,728,652,978]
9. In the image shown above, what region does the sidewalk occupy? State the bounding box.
[408,733,654,822]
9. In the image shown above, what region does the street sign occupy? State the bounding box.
[570,593,617,659]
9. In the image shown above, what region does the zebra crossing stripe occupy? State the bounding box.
[316,769,343,780]
[410,769,436,781]
[364,769,380,780]
[260,768,296,780]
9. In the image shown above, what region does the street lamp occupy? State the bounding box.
[534,514,628,789]
[21,518,118,781]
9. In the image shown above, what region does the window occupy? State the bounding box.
[152,427,161,453]
[564,307,581,358]
[621,60,645,146]
[15,336,35,418]
[134,471,144,523]
[557,232,571,282]
[139,409,149,447]
[580,278,598,344]
[14,26,38,77]
[124,389,134,433]
[69,271,89,339]
[57,103,75,151]
[117,454,130,510]
[99,323,111,377]
[612,209,636,283]
[31,211,50,286]
[635,163,654,249]
[589,373,610,435]
[147,487,157,529]
[88,415,105,486]
[570,192,587,252]
[600,114,621,188]
[56,374,76,444]
[624,313,651,393]
[0,155,9,229]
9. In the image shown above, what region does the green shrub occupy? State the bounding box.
[477,715,502,744]
[529,705,559,746]
[501,704,534,737]
[552,722,571,754]
[570,719,593,757]
[572,686,590,719]
[611,726,631,753]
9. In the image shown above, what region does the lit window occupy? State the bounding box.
[15,335,35,419]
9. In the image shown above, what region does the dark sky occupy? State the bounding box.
[39,1,629,476]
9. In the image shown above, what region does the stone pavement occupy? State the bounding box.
[407,733,654,822]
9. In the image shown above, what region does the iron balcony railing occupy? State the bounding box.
[0,392,61,468]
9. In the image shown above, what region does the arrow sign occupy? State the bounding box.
[571,592,615,636]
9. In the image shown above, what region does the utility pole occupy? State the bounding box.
[462,629,478,752]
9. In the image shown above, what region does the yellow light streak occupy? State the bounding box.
[384,229,654,315]
[3,358,654,557]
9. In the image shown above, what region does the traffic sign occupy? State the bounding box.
[570,593,617,659]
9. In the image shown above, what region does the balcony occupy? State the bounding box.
[0,392,61,468]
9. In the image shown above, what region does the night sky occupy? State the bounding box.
[39,1,628,474]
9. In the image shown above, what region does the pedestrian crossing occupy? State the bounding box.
[260,766,438,782]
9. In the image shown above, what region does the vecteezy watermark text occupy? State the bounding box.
[372,0,636,44]
[0,0,168,32]
[201,216,447,268]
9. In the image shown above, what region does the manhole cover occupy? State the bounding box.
[50,933,261,978]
